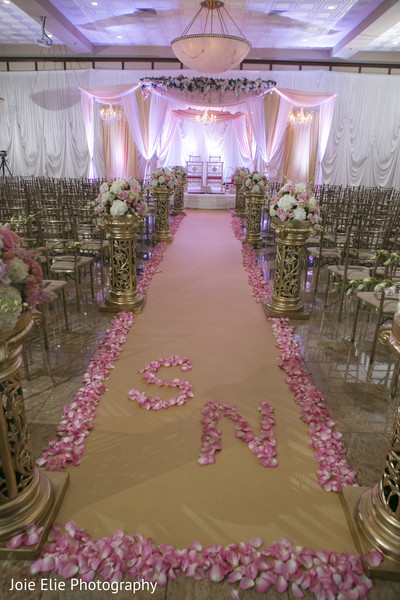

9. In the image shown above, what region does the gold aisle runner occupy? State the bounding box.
[57,210,356,553]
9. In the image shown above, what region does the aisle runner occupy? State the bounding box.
[54,211,355,551]
[13,211,382,598]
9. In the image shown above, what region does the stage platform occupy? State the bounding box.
[184,192,235,210]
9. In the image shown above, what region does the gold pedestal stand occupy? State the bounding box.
[263,218,315,320]
[233,183,246,218]
[340,321,400,579]
[99,214,146,313]
[0,312,69,559]
[171,183,186,216]
[243,192,265,247]
[152,189,174,244]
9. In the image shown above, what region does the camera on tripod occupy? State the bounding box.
[0,150,7,158]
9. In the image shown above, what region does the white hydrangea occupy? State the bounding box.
[110,199,128,216]
[110,179,126,194]
[293,206,307,221]
[308,196,317,210]
[101,191,113,203]
[252,184,261,193]
[294,183,307,194]
[277,194,295,211]
[8,257,29,284]
[0,284,22,333]
[99,182,109,193]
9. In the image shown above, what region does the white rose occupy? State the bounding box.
[158,176,165,184]
[293,206,307,221]
[110,199,128,216]
[253,173,262,181]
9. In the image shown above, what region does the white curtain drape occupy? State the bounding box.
[2,67,400,187]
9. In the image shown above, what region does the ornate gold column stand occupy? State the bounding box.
[152,189,174,243]
[243,192,265,246]
[263,217,314,320]
[340,320,400,578]
[171,183,186,216]
[99,214,146,313]
[233,183,246,218]
[0,312,69,559]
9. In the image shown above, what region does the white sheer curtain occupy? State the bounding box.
[122,89,176,177]
[246,90,292,173]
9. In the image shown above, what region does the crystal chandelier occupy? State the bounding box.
[289,108,313,127]
[100,104,122,122]
[171,1,251,74]
[195,109,216,125]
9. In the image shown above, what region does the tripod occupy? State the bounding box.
[0,155,12,177]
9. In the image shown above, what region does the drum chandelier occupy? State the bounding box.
[171,1,251,74]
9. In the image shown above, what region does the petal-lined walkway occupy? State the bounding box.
[56,210,356,553]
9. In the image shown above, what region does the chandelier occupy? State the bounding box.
[195,108,217,125]
[171,1,251,74]
[100,104,123,122]
[289,108,313,127]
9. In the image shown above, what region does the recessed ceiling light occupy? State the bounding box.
[117,35,122,39]
[92,1,98,5]
[328,5,336,9]
[3,1,11,4]
[48,34,53,38]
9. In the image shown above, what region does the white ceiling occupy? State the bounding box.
[1,0,400,64]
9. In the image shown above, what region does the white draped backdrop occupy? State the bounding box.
[0,68,399,187]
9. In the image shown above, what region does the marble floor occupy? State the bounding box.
[1,210,400,599]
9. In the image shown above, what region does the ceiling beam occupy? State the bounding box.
[11,0,93,54]
[331,0,400,59]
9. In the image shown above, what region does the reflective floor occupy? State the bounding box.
[1,210,400,599]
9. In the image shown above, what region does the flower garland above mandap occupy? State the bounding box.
[139,76,277,108]
[141,76,277,96]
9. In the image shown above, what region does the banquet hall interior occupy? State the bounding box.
[2,1,400,599]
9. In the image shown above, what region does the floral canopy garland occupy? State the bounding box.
[139,75,277,110]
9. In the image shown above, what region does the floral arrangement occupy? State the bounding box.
[171,165,188,184]
[0,224,52,334]
[243,171,269,195]
[150,167,177,191]
[141,76,276,97]
[269,181,320,223]
[94,177,147,218]
[232,167,250,185]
